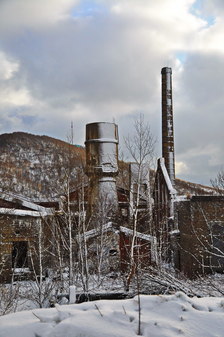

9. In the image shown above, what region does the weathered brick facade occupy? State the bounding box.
[175,196,224,278]
[0,196,53,283]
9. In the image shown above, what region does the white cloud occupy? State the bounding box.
[0,0,79,34]
[202,0,224,16]
[0,87,33,107]
[175,161,189,175]
[0,52,19,80]
[0,0,223,184]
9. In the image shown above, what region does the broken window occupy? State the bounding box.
[109,248,118,256]
[12,241,28,268]
[209,221,224,270]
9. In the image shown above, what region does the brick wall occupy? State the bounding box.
[175,196,224,278]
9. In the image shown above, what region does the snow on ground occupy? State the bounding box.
[0,292,224,337]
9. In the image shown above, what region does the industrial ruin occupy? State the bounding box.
[0,67,223,283]
[154,67,224,277]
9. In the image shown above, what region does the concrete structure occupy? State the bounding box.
[85,122,119,218]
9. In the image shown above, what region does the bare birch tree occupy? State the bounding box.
[211,170,224,194]
[124,113,155,290]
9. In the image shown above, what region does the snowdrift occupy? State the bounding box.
[0,292,224,337]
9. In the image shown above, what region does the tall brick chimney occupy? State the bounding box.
[161,67,175,186]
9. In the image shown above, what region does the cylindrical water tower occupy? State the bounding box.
[85,122,119,218]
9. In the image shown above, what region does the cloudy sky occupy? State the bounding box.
[0,0,223,185]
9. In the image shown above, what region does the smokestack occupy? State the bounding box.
[161,67,175,186]
[85,122,119,218]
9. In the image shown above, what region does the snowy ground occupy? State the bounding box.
[0,292,224,337]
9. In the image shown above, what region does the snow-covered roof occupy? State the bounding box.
[0,208,52,217]
[0,191,53,212]
[77,222,117,241]
[77,222,155,243]
[119,226,154,242]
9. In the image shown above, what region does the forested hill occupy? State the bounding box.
[0,131,215,202]
[0,132,85,201]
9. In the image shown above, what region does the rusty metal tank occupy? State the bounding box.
[161,67,175,186]
[85,122,119,217]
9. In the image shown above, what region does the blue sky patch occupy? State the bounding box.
[190,0,215,27]
[71,0,109,17]
[175,52,187,64]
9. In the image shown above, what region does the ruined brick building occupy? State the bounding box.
[0,67,223,283]
[0,122,154,282]
[0,193,53,282]
[154,67,224,278]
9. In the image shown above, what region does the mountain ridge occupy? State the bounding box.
[0,131,85,201]
[0,131,216,202]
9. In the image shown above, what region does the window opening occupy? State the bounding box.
[12,241,28,268]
